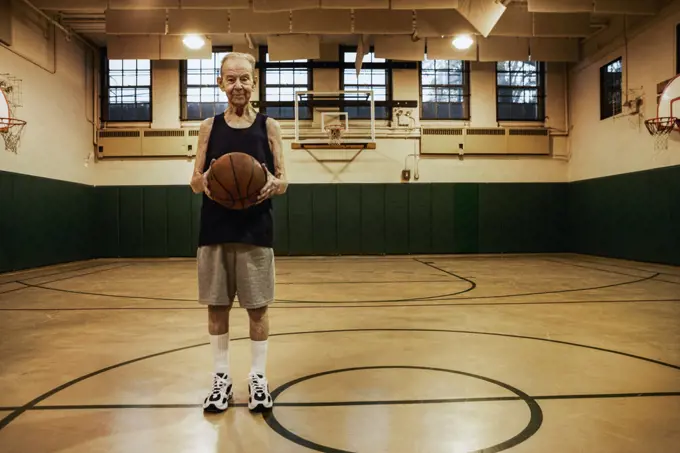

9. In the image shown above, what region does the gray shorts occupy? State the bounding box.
[197,243,275,309]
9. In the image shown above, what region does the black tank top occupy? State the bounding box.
[198,112,275,248]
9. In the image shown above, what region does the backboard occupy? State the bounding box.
[293,90,376,149]
[657,74,680,122]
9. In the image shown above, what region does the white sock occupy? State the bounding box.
[250,340,268,376]
[210,333,230,375]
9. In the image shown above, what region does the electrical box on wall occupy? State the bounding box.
[393,107,417,128]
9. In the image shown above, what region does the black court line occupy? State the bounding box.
[3,327,679,432]
[545,258,680,285]
[0,283,28,296]
[1,298,678,312]
[6,258,660,305]
[571,255,680,278]
[414,258,478,297]
[19,264,133,286]
[2,391,679,413]
[0,262,117,285]
[1,264,133,299]
[276,272,661,304]
[276,279,453,285]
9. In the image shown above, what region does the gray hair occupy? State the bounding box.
[220,52,257,77]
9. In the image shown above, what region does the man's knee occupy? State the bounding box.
[247,306,267,322]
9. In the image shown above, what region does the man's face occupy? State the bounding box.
[218,57,255,108]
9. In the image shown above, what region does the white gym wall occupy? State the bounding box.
[568,0,680,181]
[0,1,96,185]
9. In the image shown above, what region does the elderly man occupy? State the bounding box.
[190,52,287,413]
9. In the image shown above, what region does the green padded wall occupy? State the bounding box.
[0,171,92,273]
[3,164,677,272]
[569,165,680,266]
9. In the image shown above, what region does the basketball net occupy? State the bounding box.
[325,125,345,147]
[0,118,26,154]
[644,117,677,151]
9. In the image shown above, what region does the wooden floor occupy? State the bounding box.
[0,253,679,453]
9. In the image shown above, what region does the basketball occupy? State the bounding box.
[207,152,267,209]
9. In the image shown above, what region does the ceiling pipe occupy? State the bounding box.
[17,0,99,52]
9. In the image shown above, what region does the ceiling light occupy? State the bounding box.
[183,34,205,50]
[452,34,474,50]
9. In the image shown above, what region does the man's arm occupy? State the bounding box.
[189,117,214,194]
[265,116,288,195]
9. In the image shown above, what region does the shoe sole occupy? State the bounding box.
[203,393,234,413]
[248,402,273,413]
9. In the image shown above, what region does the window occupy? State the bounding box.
[496,61,545,121]
[600,58,622,120]
[341,48,391,119]
[180,48,230,121]
[420,59,470,120]
[103,59,151,122]
[260,49,312,120]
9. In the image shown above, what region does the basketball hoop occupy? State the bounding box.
[0,117,27,154]
[644,116,678,150]
[324,124,345,146]
[1,74,26,154]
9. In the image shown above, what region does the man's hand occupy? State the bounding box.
[256,164,282,203]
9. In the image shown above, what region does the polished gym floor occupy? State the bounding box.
[0,253,679,453]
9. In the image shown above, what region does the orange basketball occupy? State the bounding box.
[207,152,267,210]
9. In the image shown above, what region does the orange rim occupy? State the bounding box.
[0,117,26,133]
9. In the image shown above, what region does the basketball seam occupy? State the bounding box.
[245,160,255,200]
[229,154,244,207]
[210,167,235,208]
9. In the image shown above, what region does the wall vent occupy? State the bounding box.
[144,130,185,137]
[466,128,505,136]
[99,130,140,138]
[508,129,549,136]
[422,128,464,136]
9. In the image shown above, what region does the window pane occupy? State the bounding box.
[344,71,358,85]
[187,88,201,103]
[266,71,280,85]
[372,71,386,86]
[280,71,294,85]
[280,87,294,101]
[109,60,122,70]
[137,60,150,70]
[266,87,279,101]
[137,88,150,103]
[122,73,137,87]
[423,88,436,102]
[422,73,435,85]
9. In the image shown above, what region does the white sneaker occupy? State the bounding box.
[203,372,233,413]
[247,372,273,412]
